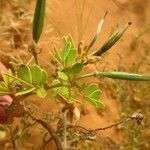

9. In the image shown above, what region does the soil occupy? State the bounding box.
[0,0,150,149]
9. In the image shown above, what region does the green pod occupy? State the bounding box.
[93,22,131,56]
[32,0,46,43]
[98,71,150,81]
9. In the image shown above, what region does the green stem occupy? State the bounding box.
[33,52,39,65]
[5,73,34,87]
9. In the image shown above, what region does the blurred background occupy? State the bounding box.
[0,0,150,149]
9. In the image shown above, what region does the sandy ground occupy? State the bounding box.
[0,0,150,149]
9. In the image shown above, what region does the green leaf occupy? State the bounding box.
[36,87,47,98]
[70,63,83,74]
[30,64,42,85]
[57,71,68,81]
[0,82,8,90]
[57,86,70,99]
[0,91,9,96]
[59,35,76,67]
[84,84,98,96]
[49,79,60,87]
[32,0,46,43]
[61,42,71,64]
[2,71,14,87]
[65,49,77,67]
[64,35,74,49]
[0,82,9,95]
[84,83,103,108]
[15,87,35,96]
[5,73,33,87]
[40,70,48,85]
[17,65,32,84]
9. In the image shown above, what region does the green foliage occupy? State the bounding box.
[54,35,77,68]
[50,80,71,99]
[17,65,32,84]
[17,64,48,85]
[0,64,48,97]
[15,87,36,96]
[57,71,68,81]
[84,83,103,108]
[36,87,47,98]
[0,71,14,96]
[69,63,83,74]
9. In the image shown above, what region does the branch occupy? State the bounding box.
[68,111,143,133]
[36,119,64,150]
[9,126,16,150]
[26,111,64,150]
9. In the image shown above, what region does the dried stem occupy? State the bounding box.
[93,118,130,132]
[9,126,16,150]
[26,111,64,150]
[35,119,64,150]
[69,111,143,133]
[63,111,68,149]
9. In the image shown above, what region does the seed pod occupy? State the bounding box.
[32,0,46,43]
[93,22,131,56]
[97,71,150,81]
[87,11,107,51]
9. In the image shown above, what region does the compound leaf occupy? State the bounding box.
[84,83,103,108]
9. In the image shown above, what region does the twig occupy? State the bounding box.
[28,41,40,65]
[63,111,67,149]
[94,118,130,132]
[9,126,16,150]
[36,119,64,150]
[69,111,143,133]
[68,125,90,132]
[27,112,64,150]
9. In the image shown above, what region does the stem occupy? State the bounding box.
[33,52,39,65]
[76,72,97,80]
[68,111,143,133]
[27,112,64,150]
[28,41,40,65]
[36,119,64,150]
[5,73,34,87]
[63,111,67,149]
[46,83,63,90]
[93,118,131,132]
[9,127,16,150]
